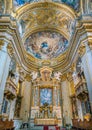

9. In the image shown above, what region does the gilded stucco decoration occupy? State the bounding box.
[12,1,77,71]
[15,2,76,40]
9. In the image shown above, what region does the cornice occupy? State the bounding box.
[0,15,92,73]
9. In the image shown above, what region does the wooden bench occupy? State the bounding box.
[72,119,92,130]
[0,120,14,130]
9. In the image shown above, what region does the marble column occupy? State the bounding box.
[53,86,57,106]
[57,86,60,106]
[20,75,32,122]
[9,99,16,120]
[76,99,83,121]
[82,43,92,111]
[61,79,72,125]
[0,42,11,112]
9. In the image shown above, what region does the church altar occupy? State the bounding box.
[34,118,58,125]
[30,66,62,126]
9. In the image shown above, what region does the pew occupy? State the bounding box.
[72,119,92,130]
[0,119,14,130]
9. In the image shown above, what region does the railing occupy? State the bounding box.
[0,119,14,130]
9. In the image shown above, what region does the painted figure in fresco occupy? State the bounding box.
[61,0,79,11]
[24,31,68,60]
[14,0,33,6]
[40,42,49,54]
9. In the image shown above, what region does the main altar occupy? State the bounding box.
[30,66,62,126]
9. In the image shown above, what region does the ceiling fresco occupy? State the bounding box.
[13,0,80,11]
[24,31,68,60]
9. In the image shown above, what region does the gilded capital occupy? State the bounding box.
[60,74,67,82]
[25,74,32,82]
[7,43,14,56]
[0,40,4,50]
[78,45,85,57]
[71,63,76,72]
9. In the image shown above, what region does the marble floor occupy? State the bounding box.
[19,126,43,130]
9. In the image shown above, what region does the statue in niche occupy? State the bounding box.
[0,0,4,14]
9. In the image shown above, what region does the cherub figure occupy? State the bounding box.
[31,71,38,80]
[54,72,62,81]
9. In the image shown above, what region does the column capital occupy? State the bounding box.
[7,43,14,56]
[84,42,91,53]
[19,69,26,82]
[71,63,76,72]
[60,74,67,82]
[78,45,85,57]
[78,41,92,57]
[67,72,73,82]
[0,40,4,50]
[25,74,32,82]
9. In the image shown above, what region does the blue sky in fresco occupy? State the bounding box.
[14,0,79,11]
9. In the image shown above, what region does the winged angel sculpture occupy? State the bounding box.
[31,71,38,81]
[54,72,62,81]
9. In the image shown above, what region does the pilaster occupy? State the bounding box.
[81,42,92,111]
[0,41,12,112]
[61,75,72,126]
[20,74,32,122]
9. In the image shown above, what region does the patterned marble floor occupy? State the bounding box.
[19,126,43,130]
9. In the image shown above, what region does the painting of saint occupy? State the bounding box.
[40,89,52,106]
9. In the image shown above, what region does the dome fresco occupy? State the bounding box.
[24,31,68,60]
[14,0,80,11]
